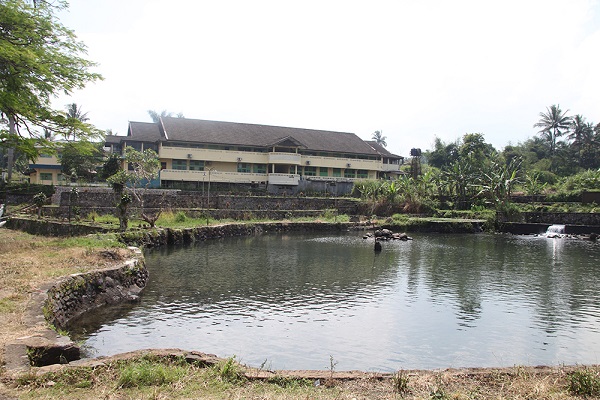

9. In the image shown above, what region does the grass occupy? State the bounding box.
[6,356,600,399]
[117,358,190,388]
[0,229,133,352]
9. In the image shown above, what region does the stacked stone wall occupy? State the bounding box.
[52,188,361,218]
[118,222,357,248]
[44,255,148,330]
[497,211,600,226]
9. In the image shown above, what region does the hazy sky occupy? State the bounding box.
[56,0,600,157]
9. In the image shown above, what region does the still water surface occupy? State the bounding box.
[71,232,600,371]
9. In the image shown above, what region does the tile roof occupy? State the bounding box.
[158,117,380,156]
[365,141,403,159]
[127,121,162,142]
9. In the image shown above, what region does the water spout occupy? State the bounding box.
[546,224,566,238]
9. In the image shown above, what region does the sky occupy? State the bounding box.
[55,0,600,157]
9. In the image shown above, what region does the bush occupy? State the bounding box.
[568,368,600,397]
[174,211,187,223]
[563,169,600,191]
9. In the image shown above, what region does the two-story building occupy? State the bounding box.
[32,117,404,194]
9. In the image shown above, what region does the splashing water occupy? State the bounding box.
[546,224,566,238]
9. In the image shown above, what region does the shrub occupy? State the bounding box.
[568,368,600,397]
[392,370,410,395]
[563,169,600,191]
[213,356,244,383]
[174,211,187,223]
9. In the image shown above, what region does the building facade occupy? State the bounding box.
[32,117,404,194]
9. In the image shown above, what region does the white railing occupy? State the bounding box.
[268,173,300,185]
[381,163,402,172]
[160,169,268,183]
[268,152,302,165]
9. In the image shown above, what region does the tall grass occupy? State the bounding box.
[117,359,189,388]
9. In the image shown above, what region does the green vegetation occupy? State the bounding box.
[9,356,598,400]
[392,370,410,395]
[352,107,599,216]
[117,357,190,388]
[568,368,600,397]
[0,0,102,183]
[49,234,126,249]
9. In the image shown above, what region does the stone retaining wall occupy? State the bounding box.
[6,217,112,236]
[52,188,362,218]
[118,222,359,247]
[44,251,148,330]
[497,211,600,226]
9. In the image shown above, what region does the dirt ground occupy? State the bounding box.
[1,228,599,399]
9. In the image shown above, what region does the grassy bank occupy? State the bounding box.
[5,352,600,399]
[1,227,600,399]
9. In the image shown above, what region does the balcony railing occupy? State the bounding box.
[267,173,300,185]
[268,152,302,165]
[160,169,268,183]
[381,163,402,172]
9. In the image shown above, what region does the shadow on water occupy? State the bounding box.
[69,232,600,371]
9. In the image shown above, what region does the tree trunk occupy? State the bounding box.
[6,115,16,183]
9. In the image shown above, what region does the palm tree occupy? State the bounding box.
[567,114,593,165]
[533,104,571,156]
[372,130,387,147]
[65,103,89,140]
[148,110,184,123]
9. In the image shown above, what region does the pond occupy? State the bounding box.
[70,232,600,372]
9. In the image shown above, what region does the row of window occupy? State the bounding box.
[303,167,368,178]
[157,142,380,161]
[169,159,368,178]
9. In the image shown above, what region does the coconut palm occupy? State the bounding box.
[567,115,594,165]
[65,103,89,140]
[148,110,184,123]
[372,130,387,147]
[533,105,571,156]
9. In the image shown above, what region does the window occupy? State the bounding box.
[125,142,142,151]
[357,169,368,179]
[332,168,341,177]
[344,169,356,178]
[304,166,316,176]
[319,167,328,177]
[172,159,188,170]
[40,172,53,181]
[237,163,251,173]
[189,160,204,171]
[253,164,267,174]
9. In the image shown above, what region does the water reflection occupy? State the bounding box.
[70,232,600,371]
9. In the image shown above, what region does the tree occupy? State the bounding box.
[458,133,496,168]
[371,130,387,147]
[64,103,89,140]
[99,152,122,180]
[107,148,161,230]
[533,105,571,157]
[426,137,459,169]
[148,110,184,123]
[59,140,102,182]
[0,0,102,182]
